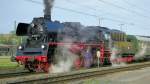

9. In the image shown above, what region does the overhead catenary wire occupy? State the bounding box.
[23,0,150,32]
[64,0,150,29]
[122,0,150,14]
[23,0,133,25]
[64,0,126,18]
[97,0,150,19]
[62,0,150,30]
[64,0,134,25]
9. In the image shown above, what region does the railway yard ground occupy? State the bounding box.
[0,62,150,84]
[0,56,150,84]
[0,56,24,74]
[68,67,150,84]
[0,56,18,69]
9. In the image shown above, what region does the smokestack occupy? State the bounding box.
[43,0,55,20]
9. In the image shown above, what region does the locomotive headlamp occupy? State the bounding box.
[31,23,34,27]
[41,45,45,49]
[18,45,23,50]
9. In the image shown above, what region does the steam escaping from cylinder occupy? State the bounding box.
[110,47,118,62]
[43,0,55,19]
[50,39,78,73]
[110,47,126,67]
[49,22,84,73]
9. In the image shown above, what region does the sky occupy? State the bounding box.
[0,0,150,36]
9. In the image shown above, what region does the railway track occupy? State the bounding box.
[1,62,150,84]
[0,71,29,79]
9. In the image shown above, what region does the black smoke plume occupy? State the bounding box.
[43,0,55,19]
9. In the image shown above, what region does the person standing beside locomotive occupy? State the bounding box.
[96,49,101,68]
[83,47,93,68]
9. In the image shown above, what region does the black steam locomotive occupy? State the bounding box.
[14,14,118,72]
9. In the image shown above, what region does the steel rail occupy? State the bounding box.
[0,71,30,79]
[2,62,150,84]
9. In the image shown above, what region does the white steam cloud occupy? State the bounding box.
[110,47,126,67]
[49,23,83,73]
[50,40,78,73]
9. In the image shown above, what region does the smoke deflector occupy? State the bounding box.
[16,23,29,36]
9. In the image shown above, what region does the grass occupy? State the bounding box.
[0,56,19,69]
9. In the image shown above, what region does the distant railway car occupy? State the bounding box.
[109,30,134,63]
[134,35,150,61]
[114,35,150,62]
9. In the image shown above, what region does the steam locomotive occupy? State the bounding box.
[13,15,150,72]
